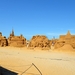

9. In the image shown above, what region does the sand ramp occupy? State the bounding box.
[58,44,74,51]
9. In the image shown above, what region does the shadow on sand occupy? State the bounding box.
[0,66,18,75]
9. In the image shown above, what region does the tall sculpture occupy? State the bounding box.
[8,30,26,47]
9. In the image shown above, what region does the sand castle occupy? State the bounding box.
[28,35,50,49]
[8,30,26,47]
[0,30,75,50]
[0,32,8,47]
[54,31,75,49]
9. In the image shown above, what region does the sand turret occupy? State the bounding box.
[65,30,71,39]
[10,29,14,37]
[66,30,71,35]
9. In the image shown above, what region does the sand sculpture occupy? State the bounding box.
[49,39,58,49]
[54,31,75,49]
[28,35,50,49]
[0,32,8,47]
[26,40,30,48]
[0,30,75,50]
[8,30,26,47]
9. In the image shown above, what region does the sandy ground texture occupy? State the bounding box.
[0,47,75,75]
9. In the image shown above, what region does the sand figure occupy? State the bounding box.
[51,45,54,50]
[26,40,29,48]
[49,37,58,50]
[51,41,55,50]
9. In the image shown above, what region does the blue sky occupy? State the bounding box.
[0,0,75,40]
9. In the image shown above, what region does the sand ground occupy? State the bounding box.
[0,47,75,75]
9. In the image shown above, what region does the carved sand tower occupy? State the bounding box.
[65,30,72,44]
[8,29,26,47]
